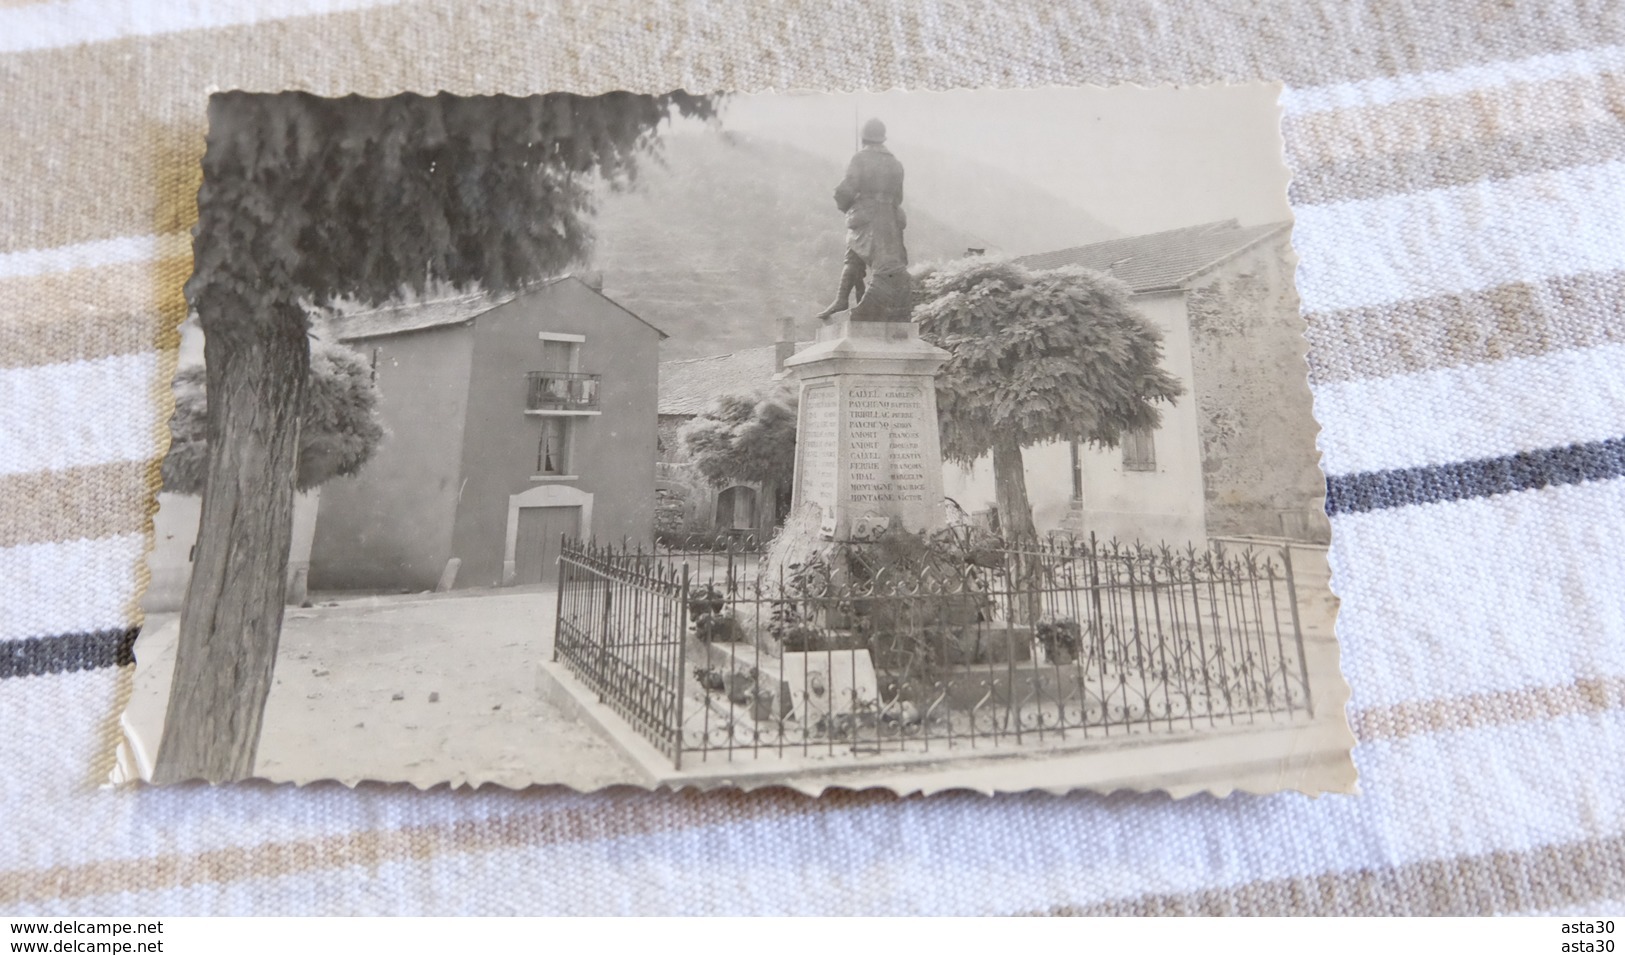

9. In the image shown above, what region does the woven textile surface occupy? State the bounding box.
[2,0,1623,916]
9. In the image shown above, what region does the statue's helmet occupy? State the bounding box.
[861,117,887,144]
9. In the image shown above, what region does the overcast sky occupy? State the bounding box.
[685,85,1293,237]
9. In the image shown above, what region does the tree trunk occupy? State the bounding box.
[991,431,1043,625]
[758,477,779,539]
[153,310,309,784]
[991,431,1037,541]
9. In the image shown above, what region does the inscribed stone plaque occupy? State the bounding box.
[845,380,932,509]
[798,382,839,516]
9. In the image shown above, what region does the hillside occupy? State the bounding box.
[897,144,1119,256]
[587,131,1115,359]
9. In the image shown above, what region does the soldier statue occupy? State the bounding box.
[816,117,910,322]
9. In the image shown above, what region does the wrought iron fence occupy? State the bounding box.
[554,531,1313,768]
[552,541,690,762]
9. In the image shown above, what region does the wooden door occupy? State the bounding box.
[715,485,757,532]
[514,505,581,584]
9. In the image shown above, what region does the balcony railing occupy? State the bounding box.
[526,371,600,412]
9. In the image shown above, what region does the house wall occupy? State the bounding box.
[1186,236,1330,542]
[655,461,716,534]
[1069,290,1208,545]
[451,280,661,587]
[657,414,689,463]
[943,446,1073,531]
[144,492,203,612]
[148,490,324,612]
[655,415,716,535]
[309,324,472,592]
[941,291,1209,546]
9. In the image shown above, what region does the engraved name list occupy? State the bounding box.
[797,384,839,511]
[847,382,929,506]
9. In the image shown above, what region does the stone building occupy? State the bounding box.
[944,219,1328,544]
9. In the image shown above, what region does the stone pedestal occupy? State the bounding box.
[848,267,911,323]
[785,318,950,540]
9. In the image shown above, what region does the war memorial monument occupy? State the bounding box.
[788,118,951,541]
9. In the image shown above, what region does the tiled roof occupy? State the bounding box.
[330,275,667,341]
[659,344,789,416]
[1014,219,1291,292]
[330,289,525,341]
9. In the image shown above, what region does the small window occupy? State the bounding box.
[1122,427,1156,472]
[538,418,569,475]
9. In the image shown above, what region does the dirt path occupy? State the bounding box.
[125,589,641,790]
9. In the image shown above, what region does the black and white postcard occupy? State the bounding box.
[120,86,1355,796]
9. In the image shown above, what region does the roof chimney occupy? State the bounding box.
[775,316,796,372]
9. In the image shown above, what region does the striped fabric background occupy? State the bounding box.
[2,0,1622,916]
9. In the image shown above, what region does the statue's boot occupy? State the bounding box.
[815,265,866,320]
[814,297,848,321]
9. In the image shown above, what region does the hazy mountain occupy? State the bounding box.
[588,131,1116,360]
[897,144,1119,257]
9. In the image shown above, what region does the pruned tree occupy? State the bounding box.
[158,91,720,784]
[913,256,1184,541]
[679,382,798,527]
[162,338,384,495]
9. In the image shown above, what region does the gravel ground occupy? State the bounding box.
[125,587,641,790]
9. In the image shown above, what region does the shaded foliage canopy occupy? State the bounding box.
[188,90,724,335]
[912,256,1184,466]
[162,339,385,495]
[156,91,721,784]
[679,382,799,488]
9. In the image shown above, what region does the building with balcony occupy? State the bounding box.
[307,274,666,592]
